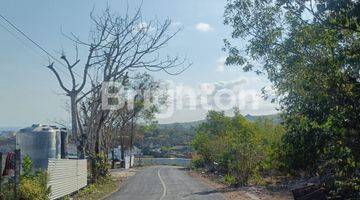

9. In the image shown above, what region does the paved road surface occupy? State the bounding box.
[106,166,225,200]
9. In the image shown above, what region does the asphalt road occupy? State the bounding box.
[106,166,225,200]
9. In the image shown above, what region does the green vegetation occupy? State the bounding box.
[220,0,360,198]
[192,109,284,186]
[138,114,280,158]
[1,155,50,200]
[139,122,198,148]
[71,177,119,200]
[138,122,198,157]
[20,156,50,200]
[90,153,110,182]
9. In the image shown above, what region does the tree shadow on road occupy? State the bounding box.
[183,187,237,197]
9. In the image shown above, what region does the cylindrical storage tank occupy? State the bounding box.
[16,124,61,170]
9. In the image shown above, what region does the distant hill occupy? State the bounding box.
[244,114,282,124]
[158,119,204,129]
[0,132,16,153]
[158,113,281,128]
[0,127,21,132]
[137,121,198,149]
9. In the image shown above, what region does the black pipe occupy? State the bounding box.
[60,129,68,159]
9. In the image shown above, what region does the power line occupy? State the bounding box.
[0,12,82,79]
[0,20,70,76]
[0,21,50,63]
[0,13,66,67]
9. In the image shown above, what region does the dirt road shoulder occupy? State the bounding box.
[188,170,293,200]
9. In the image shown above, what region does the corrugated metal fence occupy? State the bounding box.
[47,159,87,200]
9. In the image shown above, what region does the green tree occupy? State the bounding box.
[224,0,360,198]
[192,111,230,169]
[192,110,281,186]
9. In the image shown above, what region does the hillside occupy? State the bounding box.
[137,122,198,149]
[244,114,281,124]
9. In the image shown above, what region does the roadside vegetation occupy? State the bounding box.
[1,155,50,200]
[192,0,360,199]
[192,109,284,186]
[137,115,279,158]
[69,176,120,200]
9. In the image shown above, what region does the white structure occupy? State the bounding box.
[47,159,87,200]
[17,125,88,199]
[16,124,62,169]
[110,146,141,169]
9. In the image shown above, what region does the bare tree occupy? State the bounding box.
[78,72,166,180]
[47,7,189,159]
[46,50,94,158]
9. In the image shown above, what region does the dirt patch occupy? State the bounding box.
[188,170,293,200]
[110,168,139,179]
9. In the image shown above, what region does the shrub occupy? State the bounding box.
[192,110,267,185]
[224,174,237,186]
[90,153,110,181]
[20,176,50,200]
[192,110,285,186]
[20,155,51,200]
[191,154,205,169]
[0,155,50,200]
[0,182,15,199]
[22,155,34,178]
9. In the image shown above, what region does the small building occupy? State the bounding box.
[109,145,141,169]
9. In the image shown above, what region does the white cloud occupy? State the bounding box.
[195,22,214,32]
[201,79,277,115]
[165,78,276,113]
[216,56,227,72]
[157,78,278,123]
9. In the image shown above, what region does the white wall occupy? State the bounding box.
[47,159,87,200]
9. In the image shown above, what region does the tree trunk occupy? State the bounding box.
[70,94,85,159]
[111,150,115,169]
[70,94,78,137]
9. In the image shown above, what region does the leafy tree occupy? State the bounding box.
[224,0,360,198]
[193,111,231,170]
[193,110,283,185]
[254,118,285,171]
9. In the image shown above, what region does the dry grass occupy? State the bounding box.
[70,176,124,200]
[188,169,293,200]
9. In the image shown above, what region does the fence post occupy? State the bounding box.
[14,149,20,200]
[0,152,2,196]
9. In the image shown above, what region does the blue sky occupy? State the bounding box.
[0,0,276,127]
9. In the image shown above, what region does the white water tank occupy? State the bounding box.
[16,124,61,170]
